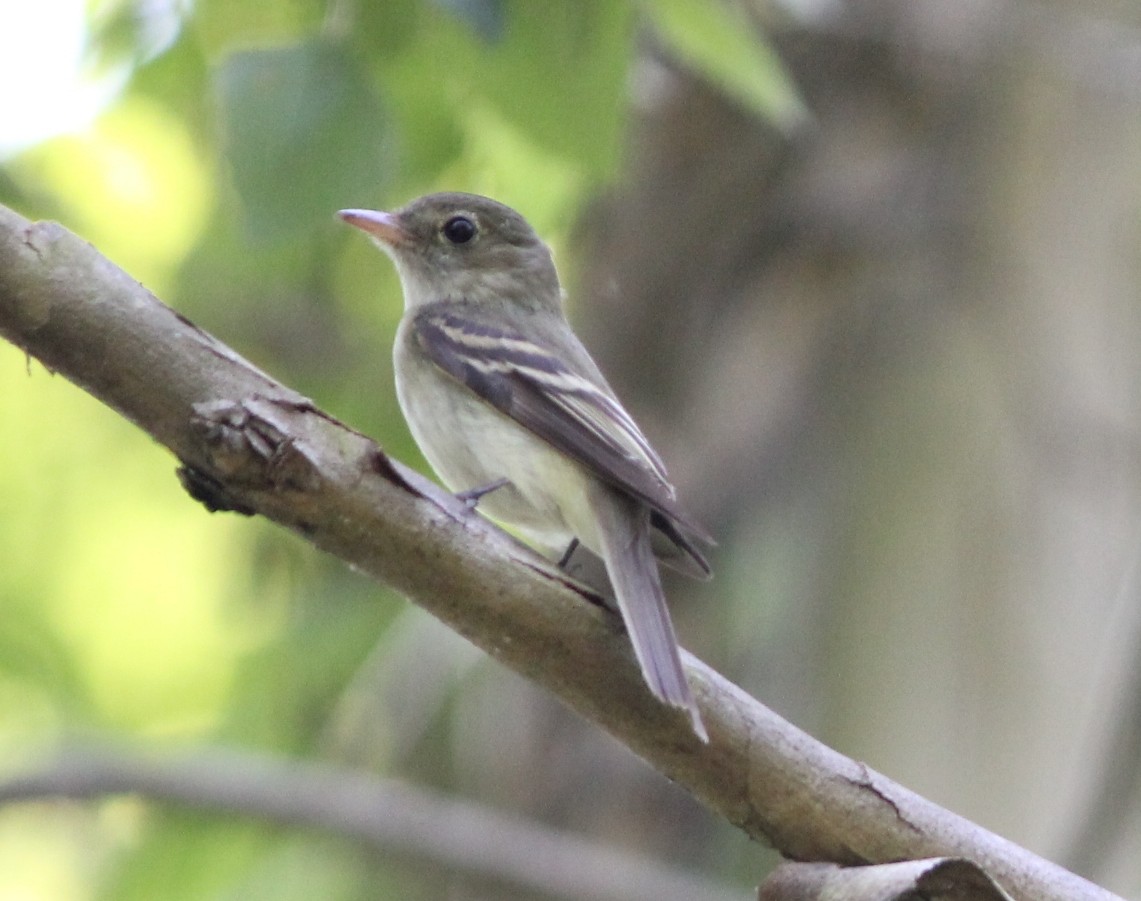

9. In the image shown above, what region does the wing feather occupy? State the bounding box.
[413,307,713,558]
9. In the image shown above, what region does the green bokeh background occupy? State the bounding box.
[0,1,796,897]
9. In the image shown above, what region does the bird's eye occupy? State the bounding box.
[442,215,477,245]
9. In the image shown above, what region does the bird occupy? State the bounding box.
[339,192,712,740]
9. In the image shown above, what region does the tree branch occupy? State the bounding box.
[0,205,1119,901]
[0,742,740,901]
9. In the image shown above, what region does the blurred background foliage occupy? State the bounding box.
[4,0,1141,899]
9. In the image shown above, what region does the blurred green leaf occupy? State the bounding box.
[220,566,398,753]
[101,815,271,901]
[364,1,633,189]
[87,0,187,74]
[0,593,91,715]
[126,31,212,141]
[215,42,391,241]
[641,0,808,130]
[484,1,634,179]
[193,0,325,55]
[434,0,506,41]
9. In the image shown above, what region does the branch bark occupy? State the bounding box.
[0,205,1119,901]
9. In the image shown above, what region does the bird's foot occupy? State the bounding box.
[556,537,580,570]
[455,477,510,511]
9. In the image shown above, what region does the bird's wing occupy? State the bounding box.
[412,307,713,560]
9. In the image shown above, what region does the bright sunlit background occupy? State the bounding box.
[0,0,116,155]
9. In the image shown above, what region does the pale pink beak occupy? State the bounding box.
[337,208,409,246]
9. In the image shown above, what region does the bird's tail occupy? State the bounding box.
[590,489,707,742]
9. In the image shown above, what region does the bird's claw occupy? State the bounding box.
[455,477,510,511]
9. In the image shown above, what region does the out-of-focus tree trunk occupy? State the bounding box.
[568,2,1141,895]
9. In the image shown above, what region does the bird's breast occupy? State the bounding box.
[393,325,595,555]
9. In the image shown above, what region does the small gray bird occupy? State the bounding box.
[339,193,711,740]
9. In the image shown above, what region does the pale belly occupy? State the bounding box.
[394,342,599,557]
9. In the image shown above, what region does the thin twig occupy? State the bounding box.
[0,743,741,901]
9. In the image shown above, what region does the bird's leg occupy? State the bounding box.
[556,537,580,569]
[455,477,510,511]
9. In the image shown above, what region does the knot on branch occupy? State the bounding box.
[178,395,322,514]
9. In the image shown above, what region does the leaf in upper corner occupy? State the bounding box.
[640,0,808,131]
[214,42,391,242]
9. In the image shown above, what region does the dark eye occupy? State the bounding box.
[442,215,477,245]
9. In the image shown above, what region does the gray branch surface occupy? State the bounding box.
[760,858,1016,901]
[0,205,1119,901]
